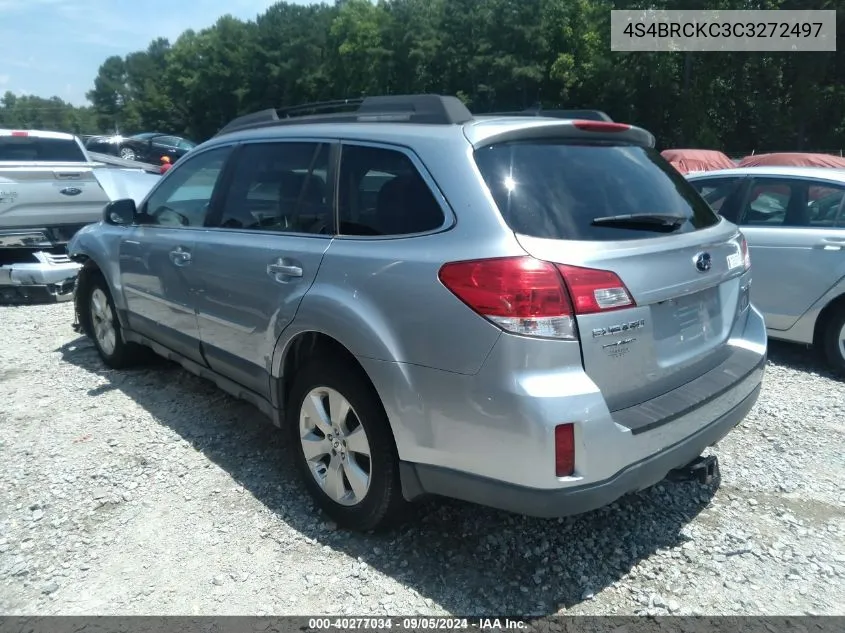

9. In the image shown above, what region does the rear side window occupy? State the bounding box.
[690,177,744,213]
[740,178,845,228]
[0,136,86,162]
[338,144,445,236]
[473,142,720,241]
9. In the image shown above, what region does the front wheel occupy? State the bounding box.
[80,272,145,369]
[822,307,845,378]
[286,357,407,531]
[119,146,136,161]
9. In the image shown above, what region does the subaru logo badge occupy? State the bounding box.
[694,252,712,273]
[60,187,82,196]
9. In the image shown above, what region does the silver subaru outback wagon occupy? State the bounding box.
[68,95,767,531]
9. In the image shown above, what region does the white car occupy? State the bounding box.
[687,166,845,375]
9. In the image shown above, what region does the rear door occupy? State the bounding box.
[0,131,108,231]
[473,136,749,411]
[731,176,845,331]
[191,140,335,398]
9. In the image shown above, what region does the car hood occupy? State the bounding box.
[92,168,160,205]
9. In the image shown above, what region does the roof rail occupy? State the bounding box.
[215,94,474,137]
[482,107,613,122]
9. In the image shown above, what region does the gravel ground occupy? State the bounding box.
[0,302,843,616]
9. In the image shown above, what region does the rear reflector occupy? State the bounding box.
[556,264,635,314]
[438,257,637,338]
[555,424,575,477]
[572,120,631,133]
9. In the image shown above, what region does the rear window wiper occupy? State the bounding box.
[591,213,687,231]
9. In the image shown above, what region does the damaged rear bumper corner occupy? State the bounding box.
[0,251,81,305]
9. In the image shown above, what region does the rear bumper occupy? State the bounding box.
[400,376,762,518]
[0,251,80,305]
[364,303,767,516]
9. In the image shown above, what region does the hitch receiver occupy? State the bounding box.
[668,454,720,485]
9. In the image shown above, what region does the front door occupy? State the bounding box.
[119,145,234,364]
[191,140,335,397]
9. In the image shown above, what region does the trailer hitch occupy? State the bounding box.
[667,454,720,485]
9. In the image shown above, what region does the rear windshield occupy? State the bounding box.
[0,136,87,162]
[473,141,720,241]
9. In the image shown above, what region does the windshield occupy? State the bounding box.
[473,141,720,241]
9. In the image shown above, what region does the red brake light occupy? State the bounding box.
[438,257,637,338]
[11,131,28,137]
[438,256,576,339]
[556,264,635,314]
[555,424,575,477]
[740,234,751,270]
[572,120,631,133]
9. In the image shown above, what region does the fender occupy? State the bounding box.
[67,222,132,328]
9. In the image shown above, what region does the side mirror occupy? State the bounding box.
[103,198,137,226]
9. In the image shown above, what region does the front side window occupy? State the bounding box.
[215,142,332,234]
[338,144,446,236]
[139,146,232,228]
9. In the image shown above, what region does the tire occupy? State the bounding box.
[821,307,845,377]
[119,146,136,161]
[79,271,145,369]
[286,356,407,531]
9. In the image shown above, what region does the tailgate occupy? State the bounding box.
[472,134,752,411]
[0,163,109,229]
[517,229,749,410]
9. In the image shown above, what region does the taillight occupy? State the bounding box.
[438,256,637,338]
[11,131,28,137]
[555,424,575,477]
[740,234,751,270]
[572,120,631,133]
[438,256,576,339]
[556,264,635,314]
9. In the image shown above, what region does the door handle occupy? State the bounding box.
[817,238,845,251]
[267,261,303,279]
[169,247,192,266]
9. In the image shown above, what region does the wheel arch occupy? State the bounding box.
[813,291,845,348]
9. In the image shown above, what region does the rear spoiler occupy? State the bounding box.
[480,108,613,122]
[465,119,655,149]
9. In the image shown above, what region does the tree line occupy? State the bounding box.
[2,0,843,154]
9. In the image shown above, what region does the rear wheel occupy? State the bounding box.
[286,357,407,531]
[822,307,845,377]
[80,272,145,369]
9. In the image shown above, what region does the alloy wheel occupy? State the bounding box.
[299,387,372,506]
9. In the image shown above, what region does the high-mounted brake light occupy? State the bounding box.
[438,256,637,339]
[555,424,575,477]
[556,264,635,314]
[572,120,631,133]
[739,234,751,270]
[11,131,28,137]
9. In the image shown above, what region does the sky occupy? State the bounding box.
[0,0,317,106]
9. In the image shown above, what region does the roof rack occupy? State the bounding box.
[215,94,474,137]
[481,107,613,122]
